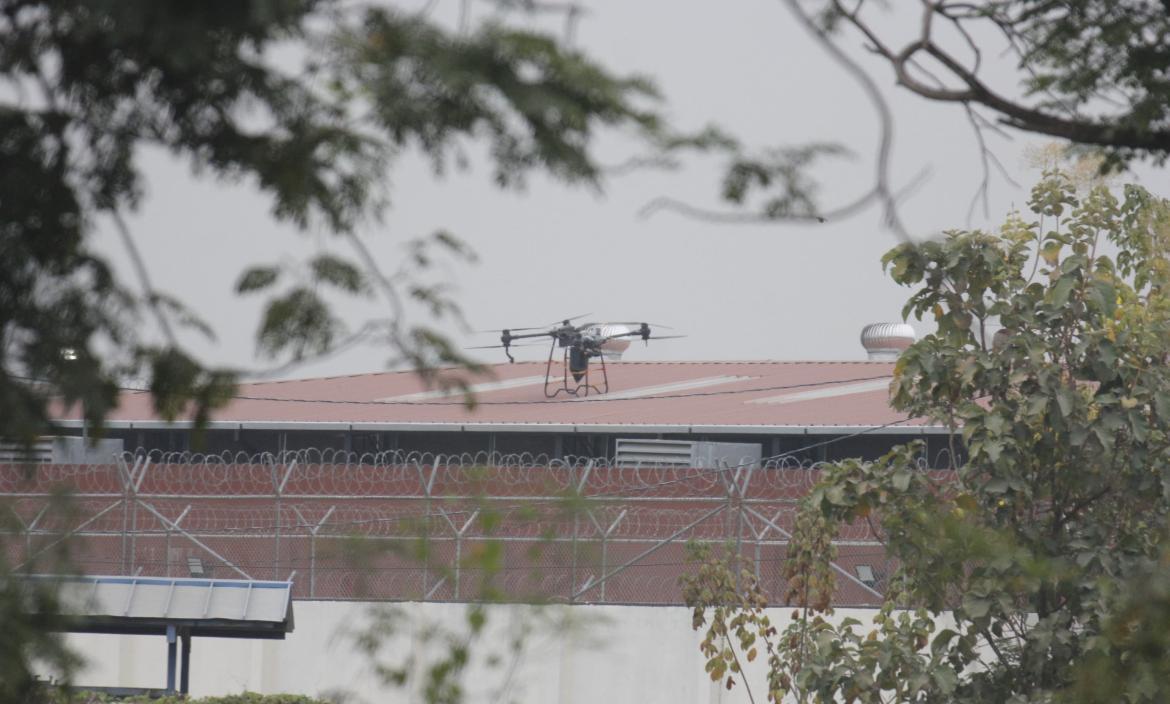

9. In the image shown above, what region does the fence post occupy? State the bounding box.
[273,460,296,581]
[274,499,281,580]
[419,462,437,600]
[453,532,461,600]
[438,508,477,602]
[570,512,579,604]
[129,495,139,575]
[304,505,334,599]
[309,530,315,598]
[118,456,132,574]
[586,508,625,603]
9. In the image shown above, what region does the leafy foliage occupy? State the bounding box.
[660,1,1170,228]
[686,171,1170,702]
[329,9,663,188]
[680,543,781,700]
[1,490,83,704]
[720,144,850,220]
[344,484,590,704]
[815,1,1170,167]
[0,0,682,446]
[0,2,702,697]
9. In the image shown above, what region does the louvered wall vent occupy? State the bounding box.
[0,437,123,464]
[0,439,53,464]
[614,439,761,468]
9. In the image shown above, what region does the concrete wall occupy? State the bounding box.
[65,602,884,704]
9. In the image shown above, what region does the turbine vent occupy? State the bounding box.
[860,322,916,361]
[587,324,635,359]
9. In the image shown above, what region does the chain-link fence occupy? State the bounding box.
[0,450,933,606]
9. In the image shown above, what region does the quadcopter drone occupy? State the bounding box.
[470,315,683,398]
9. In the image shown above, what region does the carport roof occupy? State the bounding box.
[25,574,294,639]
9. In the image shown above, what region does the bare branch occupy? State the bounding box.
[344,232,407,334]
[109,210,178,347]
[638,187,877,225]
[841,2,1170,154]
[785,0,913,240]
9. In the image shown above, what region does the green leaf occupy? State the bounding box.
[235,266,281,294]
[1049,275,1075,306]
[962,594,992,619]
[985,477,1009,495]
[892,468,912,491]
[1154,392,1170,420]
[930,628,958,656]
[309,253,367,294]
[256,287,340,361]
[148,292,216,341]
[1040,240,1062,266]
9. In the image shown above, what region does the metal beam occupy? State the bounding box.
[135,500,251,579]
[165,625,177,694]
[573,504,725,600]
[179,631,191,694]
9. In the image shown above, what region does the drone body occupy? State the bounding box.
[471,316,682,398]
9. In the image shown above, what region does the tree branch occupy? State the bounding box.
[638,187,876,225]
[841,3,1170,155]
[785,0,913,240]
[109,210,178,347]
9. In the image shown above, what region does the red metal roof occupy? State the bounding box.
[59,361,937,432]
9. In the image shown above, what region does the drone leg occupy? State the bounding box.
[598,354,609,394]
[543,340,557,398]
[584,360,603,396]
[563,347,579,397]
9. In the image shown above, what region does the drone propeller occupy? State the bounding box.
[586,321,674,330]
[476,313,592,334]
[475,325,549,334]
[548,313,592,328]
[466,342,544,350]
[600,331,687,342]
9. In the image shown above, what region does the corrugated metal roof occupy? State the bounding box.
[26,574,294,638]
[55,361,938,433]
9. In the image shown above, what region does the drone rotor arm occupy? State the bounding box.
[465,342,546,349]
[504,330,557,342]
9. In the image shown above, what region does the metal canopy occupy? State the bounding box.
[27,574,295,639]
[22,574,294,695]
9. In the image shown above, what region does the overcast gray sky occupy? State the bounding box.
[90,0,1164,380]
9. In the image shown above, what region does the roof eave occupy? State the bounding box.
[56,419,953,435]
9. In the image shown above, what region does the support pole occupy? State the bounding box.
[165,624,177,694]
[180,630,191,694]
[570,512,579,604]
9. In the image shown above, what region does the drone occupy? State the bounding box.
[470,315,683,398]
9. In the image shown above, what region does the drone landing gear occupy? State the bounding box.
[543,341,608,398]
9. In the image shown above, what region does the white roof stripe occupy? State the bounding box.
[374,375,549,402]
[578,375,756,401]
[748,378,893,405]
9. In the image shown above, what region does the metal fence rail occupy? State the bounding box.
[0,451,931,607]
